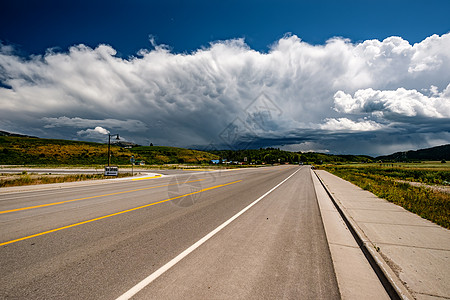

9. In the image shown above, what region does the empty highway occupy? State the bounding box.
[1,166,341,299]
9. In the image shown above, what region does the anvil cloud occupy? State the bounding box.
[0,33,449,155]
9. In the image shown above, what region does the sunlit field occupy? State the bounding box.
[320,163,450,229]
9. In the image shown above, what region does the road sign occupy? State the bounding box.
[105,166,119,176]
[130,156,135,163]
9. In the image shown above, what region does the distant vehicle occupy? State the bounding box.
[104,166,119,176]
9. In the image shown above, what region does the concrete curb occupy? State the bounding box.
[313,170,415,300]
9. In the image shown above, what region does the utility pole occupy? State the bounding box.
[108,134,120,166]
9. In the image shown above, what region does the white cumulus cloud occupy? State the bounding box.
[320,118,384,131]
[77,126,110,140]
[333,84,450,118]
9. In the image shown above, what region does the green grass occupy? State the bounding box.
[336,164,450,184]
[392,161,450,169]
[321,164,450,229]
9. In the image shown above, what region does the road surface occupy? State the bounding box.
[1,166,340,299]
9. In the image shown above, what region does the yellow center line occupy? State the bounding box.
[132,175,162,181]
[182,169,216,171]
[0,179,205,215]
[0,180,242,247]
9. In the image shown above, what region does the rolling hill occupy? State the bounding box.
[376,144,450,162]
[1,130,447,166]
[206,149,373,164]
[0,135,218,165]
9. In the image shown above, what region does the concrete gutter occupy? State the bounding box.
[313,170,415,300]
[311,169,389,299]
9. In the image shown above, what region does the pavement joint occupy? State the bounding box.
[347,208,406,211]
[356,221,436,227]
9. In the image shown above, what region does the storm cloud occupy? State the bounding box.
[0,33,449,155]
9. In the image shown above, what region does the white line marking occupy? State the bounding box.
[116,167,301,300]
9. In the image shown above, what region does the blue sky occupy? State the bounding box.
[2,0,449,56]
[1,0,449,155]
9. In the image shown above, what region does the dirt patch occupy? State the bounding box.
[396,180,450,194]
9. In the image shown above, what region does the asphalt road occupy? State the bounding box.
[0,165,340,299]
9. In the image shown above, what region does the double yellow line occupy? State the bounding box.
[0,180,242,247]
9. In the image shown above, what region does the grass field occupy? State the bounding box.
[346,161,449,169]
[320,163,450,229]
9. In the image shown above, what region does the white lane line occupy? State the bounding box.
[116,167,301,300]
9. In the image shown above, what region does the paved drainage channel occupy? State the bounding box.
[313,171,403,300]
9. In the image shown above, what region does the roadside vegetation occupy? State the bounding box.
[320,164,450,229]
[207,148,372,165]
[131,146,218,164]
[0,136,132,165]
[0,136,218,165]
[0,172,133,188]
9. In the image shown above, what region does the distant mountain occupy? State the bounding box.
[0,130,38,138]
[376,144,450,161]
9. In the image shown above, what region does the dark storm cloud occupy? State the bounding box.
[0,34,449,155]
